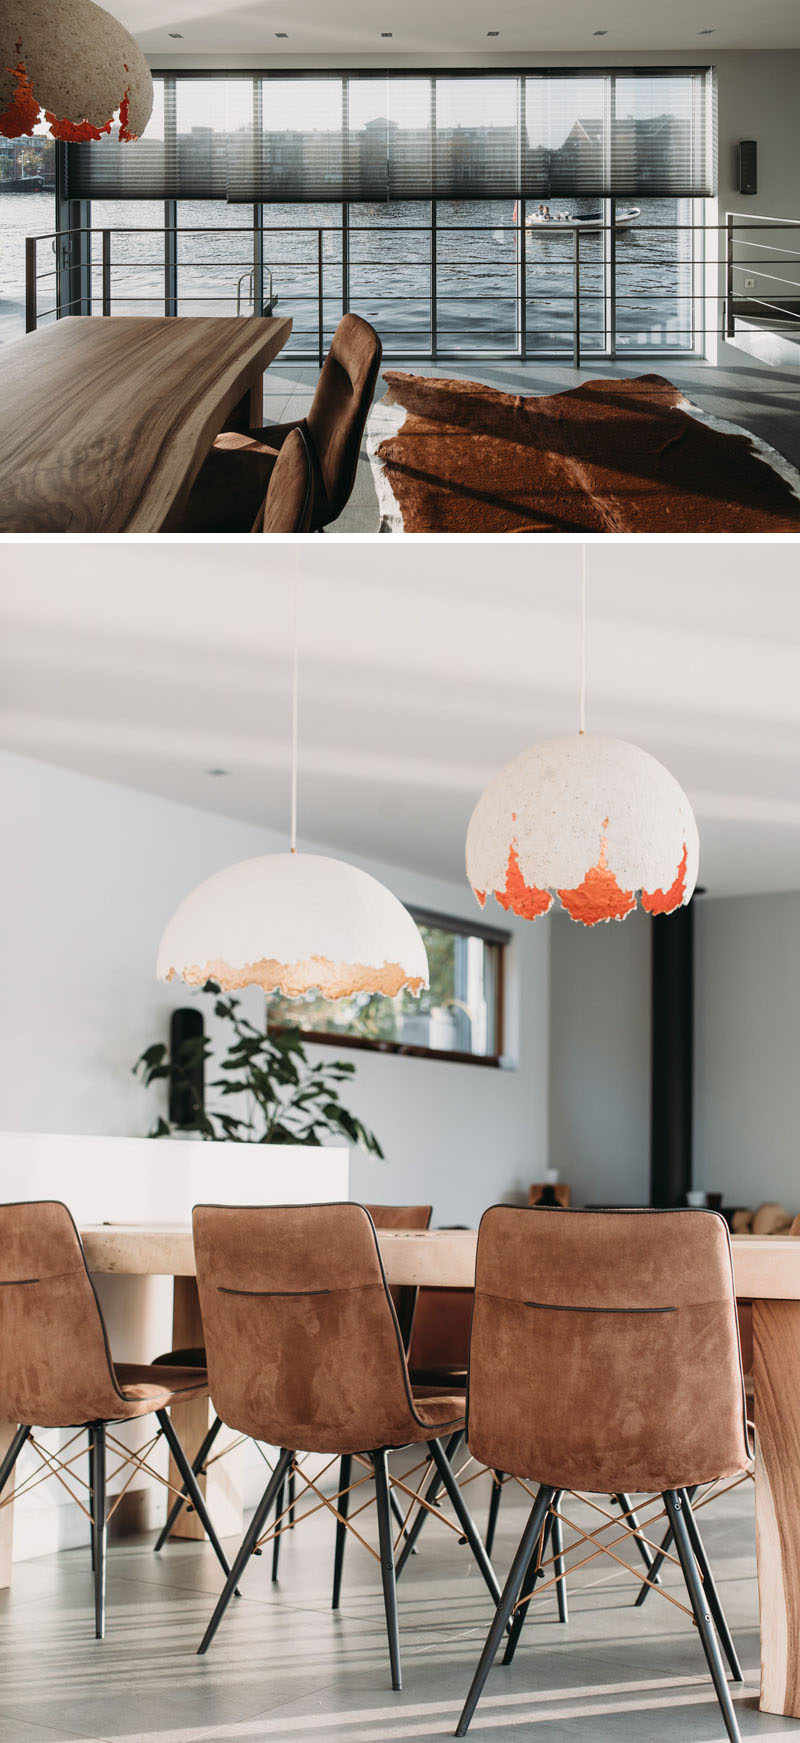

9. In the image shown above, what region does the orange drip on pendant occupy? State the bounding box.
[641,843,688,915]
[495,842,552,920]
[558,834,635,926]
[0,63,41,137]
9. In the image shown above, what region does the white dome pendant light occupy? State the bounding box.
[157,584,429,999]
[466,551,699,927]
[0,0,153,142]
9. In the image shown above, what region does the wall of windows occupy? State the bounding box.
[19,67,715,357]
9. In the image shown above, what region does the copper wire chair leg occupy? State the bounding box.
[664,1490,742,1743]
[456,1485,556,1739]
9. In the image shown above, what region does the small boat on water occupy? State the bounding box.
[526,206,641,230]
[0,175,45,194]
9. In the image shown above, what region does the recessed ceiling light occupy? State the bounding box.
[168,31,183,37]
[381,30,393,36]
[487,30,500,36]
[205,768,230,778]
[275,31,288,37]
[593,28,608,34]
[698,26,715,32]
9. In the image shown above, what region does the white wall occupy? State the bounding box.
[694,890,800,1213]
[0,749,550,1227]
[547,908,651,1206]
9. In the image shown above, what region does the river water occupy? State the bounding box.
[0,191,694,353]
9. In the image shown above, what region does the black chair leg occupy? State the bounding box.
[664,1490,742,1743]
[156,1409,235,1587]
[198,1448,294,1654]
[485,1470,505,1558]
[615,1491,656,1576]
[89,1423,107,1640]
[456,1485,555,1738]
[635,1483,696,1607]
[373,1448,402,1691]
[426,1438,503,1609]
[154,1414,224,1553]
[552,1498,568,1624]
[395,1429,461,1578]
[502,1498,558,1664]
[272,1474,285,1582]
[332,1452,352,1609]
[88,1435,95,1571]
[681,1488,743,1682]
[0,1425,30,1499]
[288,1466,296,1525]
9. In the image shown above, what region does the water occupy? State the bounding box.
[0,191,696,354]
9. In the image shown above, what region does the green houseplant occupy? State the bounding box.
[134,981,383,1156]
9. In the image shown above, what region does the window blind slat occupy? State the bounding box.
[65,69,717,204]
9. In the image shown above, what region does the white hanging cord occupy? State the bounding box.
[290,572,299,854]
[579,545,587,736]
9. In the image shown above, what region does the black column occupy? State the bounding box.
[650,902,694,1208]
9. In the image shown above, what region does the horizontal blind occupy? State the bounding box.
[523,71,716,197]
[66,68,717,204]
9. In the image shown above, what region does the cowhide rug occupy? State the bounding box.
[366,371,800,533]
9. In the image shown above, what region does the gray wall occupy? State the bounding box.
[695,890,800,1213]
[547,908,651,1206]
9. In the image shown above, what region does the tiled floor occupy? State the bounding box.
[258,355,800,534]
[0,1462,793,1743]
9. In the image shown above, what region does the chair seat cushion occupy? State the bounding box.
[410,1385,466,1433]
[178,433,279,534]
[113,1363,209,1417]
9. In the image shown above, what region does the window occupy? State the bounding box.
[267,908,508,1064]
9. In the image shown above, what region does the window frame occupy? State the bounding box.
[267,905,510,1068]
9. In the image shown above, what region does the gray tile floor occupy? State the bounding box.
[0,1462,792,1743]
[258,356,800,534]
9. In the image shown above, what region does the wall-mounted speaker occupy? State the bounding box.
[169,1007,205,1127]
[738,140,757,196]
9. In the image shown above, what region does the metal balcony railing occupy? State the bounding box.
[23,211,800,367]
[725,213,800,340]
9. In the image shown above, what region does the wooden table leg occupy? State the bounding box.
[753,1298,800,1714]
[167,1277,242,1542]
[0,1421,18,1588]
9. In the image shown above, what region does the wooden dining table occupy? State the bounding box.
[0,313,292,533]
[1,1223,797,1719]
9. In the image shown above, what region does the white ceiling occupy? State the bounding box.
[119,0,800,58]
[2,541,800,900]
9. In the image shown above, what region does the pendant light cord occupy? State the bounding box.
[579,545,587,736]
[290,573,299,854]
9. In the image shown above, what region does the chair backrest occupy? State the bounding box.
[0,1202,121,1427]
[259,426,314,533]
[307,314,383,522]
[366,1203,432,1349]
[408,1287,472,1375]
[192,1202,421,1455]
[467,1206,750,1494]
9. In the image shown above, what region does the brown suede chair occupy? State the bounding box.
[192,1202,502,1687]
[257,425,314,533]
[178,314,382,534]
[0,1202,233,1638]
[155,1197,433,1575]
[456,1207,751,1743]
